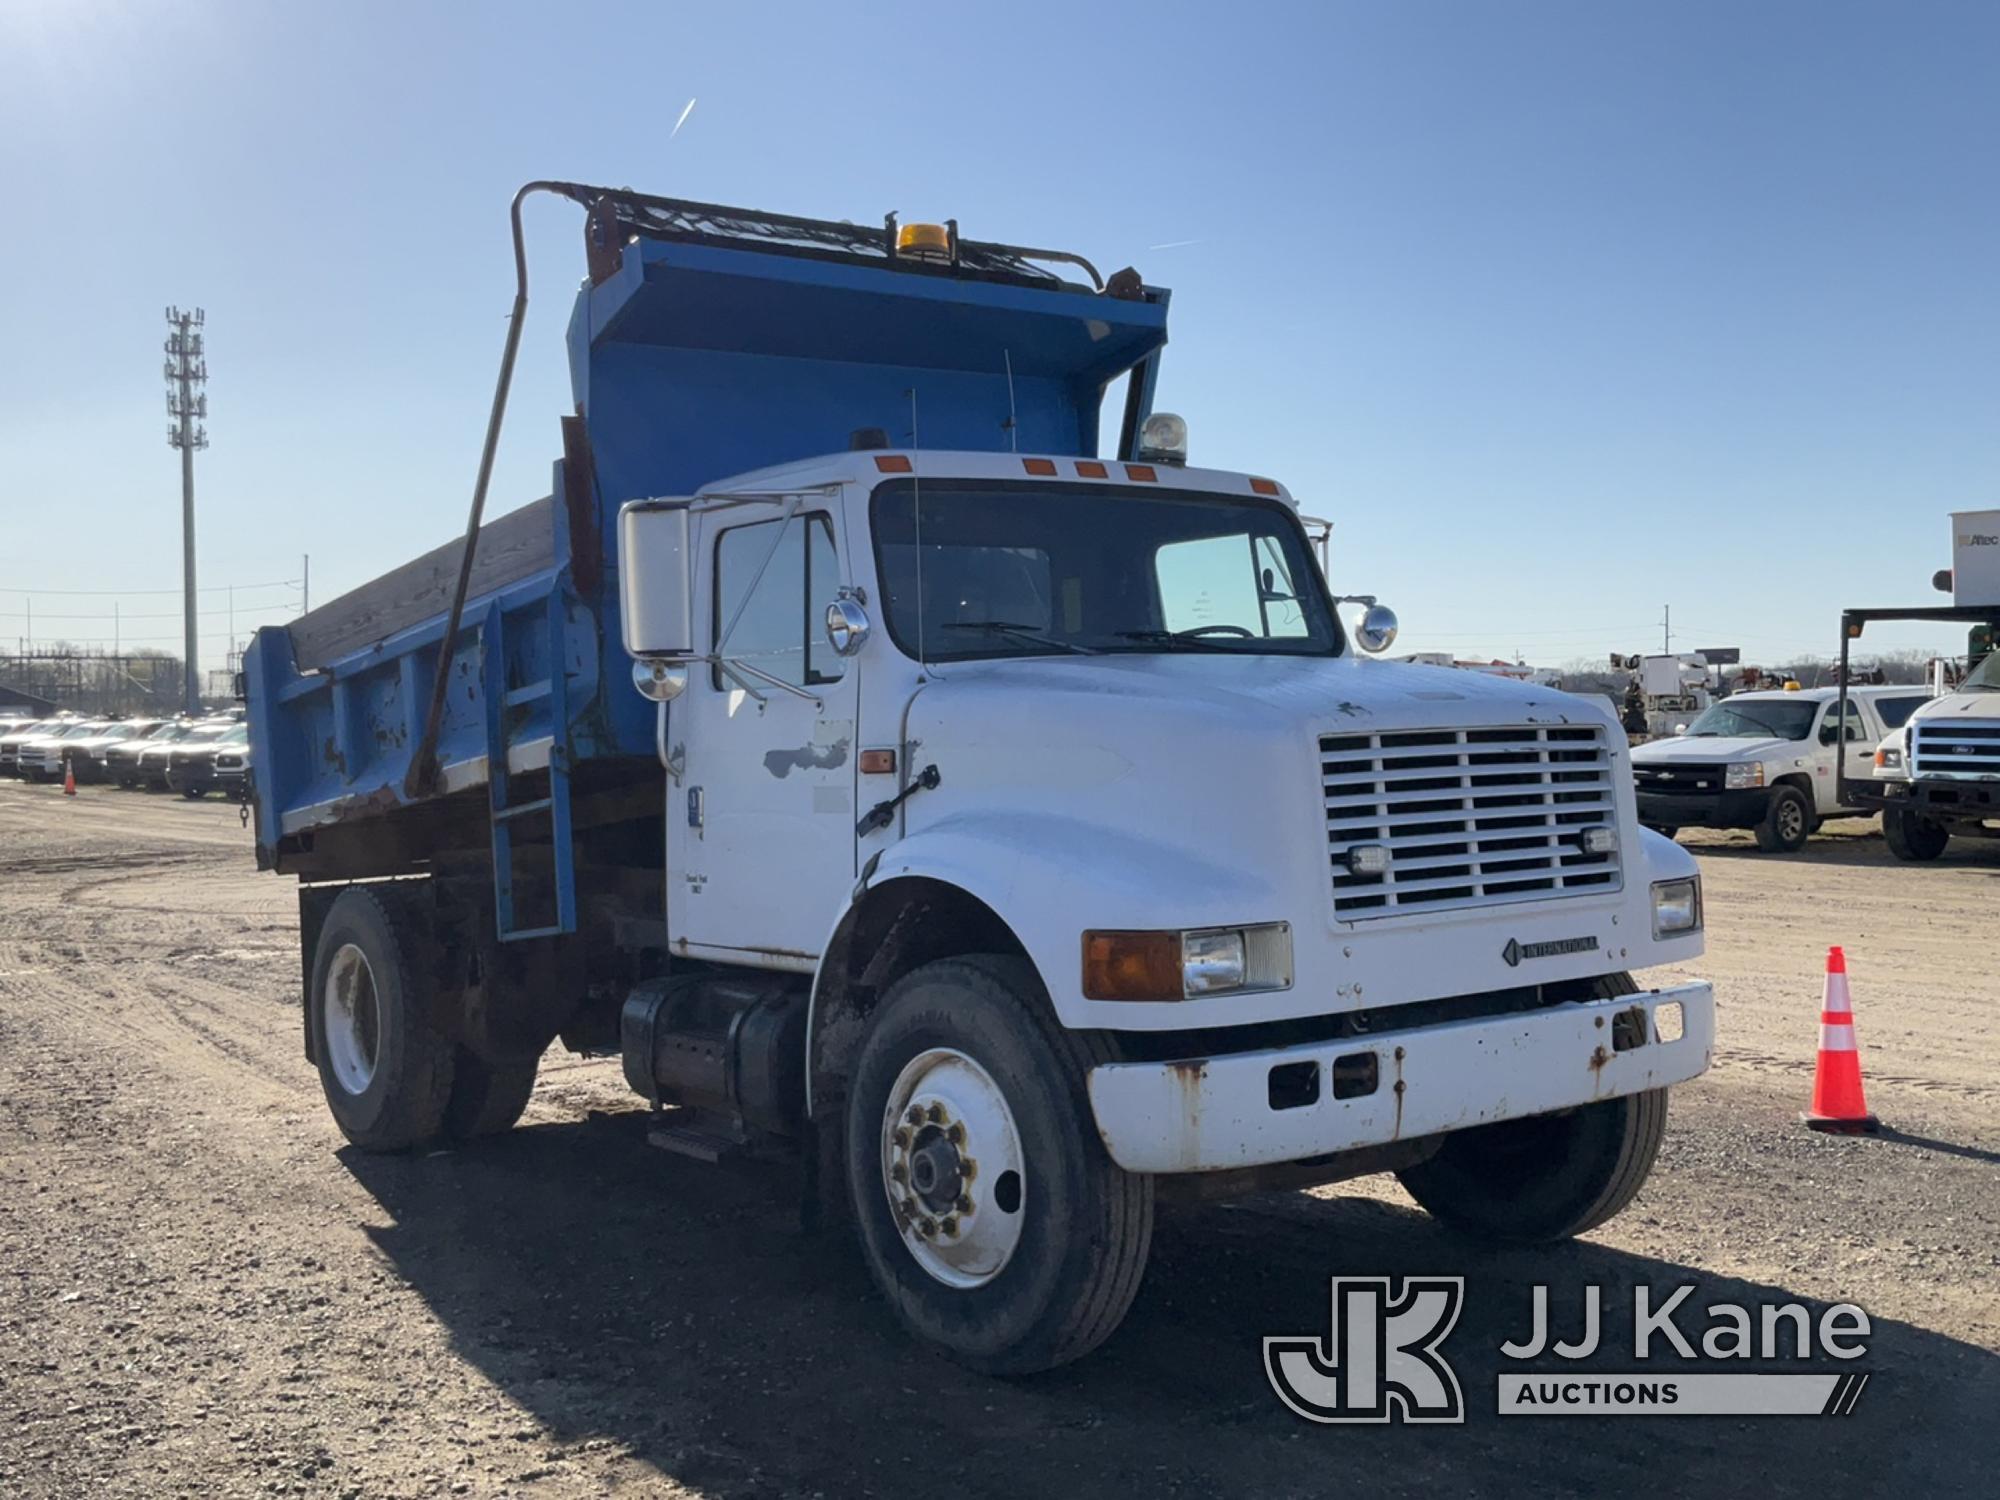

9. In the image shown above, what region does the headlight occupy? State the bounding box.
[1875,744,1902,770]
[1083,923,1293,1000]
[1651,877,1703,938]
[1724,762,1765,790]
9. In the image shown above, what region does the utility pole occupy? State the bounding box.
[302,553,310,616]
[164,307,209,714]
[1660,604,1672,655]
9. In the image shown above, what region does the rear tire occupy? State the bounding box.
[1753,785,1811,852]
[843,955,1153,1375]
[307,885,455,1151]
[443,1050,539,1139]
[1396,974,1668,1243]
[1883,807,1950,861]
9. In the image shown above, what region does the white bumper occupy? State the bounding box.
[1087,981,1714,1174]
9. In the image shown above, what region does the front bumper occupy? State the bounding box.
[1088,981,1714,1173]
[1636,788,1769,829]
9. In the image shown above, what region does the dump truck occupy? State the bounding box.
[245,183,1714,1373]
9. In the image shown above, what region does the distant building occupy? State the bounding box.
[0,684,58,716]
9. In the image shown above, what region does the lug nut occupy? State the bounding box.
[917,1217,936,1238]
[889,1162,907,1183]
[956,1194,973,1215]
[927,1103,945,1124]
[892,1126,910,1147]
[906,1105,925,1125]
[939,1216,959,1237]
[945,1122,965,1145]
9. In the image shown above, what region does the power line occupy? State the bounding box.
[0,578,298,597]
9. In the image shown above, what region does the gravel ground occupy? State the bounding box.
[0,787,1994,1497]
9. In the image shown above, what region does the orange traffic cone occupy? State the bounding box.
[1804,946,1878,1134]
[62,760,76,797]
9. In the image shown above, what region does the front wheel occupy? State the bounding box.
[1397,1089,1669,1243]
[1753,785,1812,853]
[1883,807,1950,861]
[1396,974,1667,1243]
[843,956,1153,1375]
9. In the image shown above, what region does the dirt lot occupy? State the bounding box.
[1,787,1994,1498]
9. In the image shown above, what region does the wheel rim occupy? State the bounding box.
[1779,801,1805,842]
[880,1048,1026,1290]
[323,943,382,1096]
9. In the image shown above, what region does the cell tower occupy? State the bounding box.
[164,307,208,713]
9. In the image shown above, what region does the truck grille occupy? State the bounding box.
[1911,721,2000,780]
[1322,725,1623,917]
[1632,762,1726,796]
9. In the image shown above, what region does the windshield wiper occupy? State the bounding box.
[939,621,1098,655]
[1110,629,1250,652]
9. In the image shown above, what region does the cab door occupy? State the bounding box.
[667,498,859,964]
[1817,697,1875,810]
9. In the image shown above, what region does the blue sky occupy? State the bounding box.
[2,0,1995,672]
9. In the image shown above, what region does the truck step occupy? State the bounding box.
[646,1119,747,1163]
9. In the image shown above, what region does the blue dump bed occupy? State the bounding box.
[245,191,1170,888]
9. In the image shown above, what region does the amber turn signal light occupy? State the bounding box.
[1082,931,1184,1002]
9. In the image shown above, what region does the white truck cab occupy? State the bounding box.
[1871,652,2000,859]
[615,445,1715,1368]
[1631,684,1931,851]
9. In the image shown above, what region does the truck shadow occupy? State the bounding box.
[340,1111,1995,1499]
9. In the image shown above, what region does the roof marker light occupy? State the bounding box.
[1023,458,1057,476]
[874,455,913,473]
[1124,464,1158,483]
[1250,477,1281,497]
[1076,460,1109,479]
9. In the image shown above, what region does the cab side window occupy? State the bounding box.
[1874,695,1928,731]
[713,514,844,689]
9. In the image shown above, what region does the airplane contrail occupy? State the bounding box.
[1148,238,1203,251]
[671,98,698,140]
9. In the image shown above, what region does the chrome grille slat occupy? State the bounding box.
[1912,722,2000,779]
[1321,724,1624,918]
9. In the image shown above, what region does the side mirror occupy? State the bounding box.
[1818,724,1841,746]
[1354,604,1399,655]
[825,597,870,656]
[618,498,695,663]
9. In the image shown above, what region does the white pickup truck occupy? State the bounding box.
[1871,651,2000,859]
[1631,684,1931,851]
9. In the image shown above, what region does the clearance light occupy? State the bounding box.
[1249,477,1281,496]
[1076,460,1109,479]
[1022,458,1058,476]
[1124,464,1158,483]
[874,455,913,473]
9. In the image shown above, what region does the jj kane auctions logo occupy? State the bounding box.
[1267,1278,1872,1422]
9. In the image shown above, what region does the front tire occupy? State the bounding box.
[307,885,455,1151]
[1753,785,1811,852]
[1395,976,1667,1243]
[1883,807,1950,861]
[843,955,1153,1375]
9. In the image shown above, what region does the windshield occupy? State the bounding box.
[869,481,1341,663]
[1963,652,2000,692]
[1685,698,1818,741]
[57,722,107,740]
